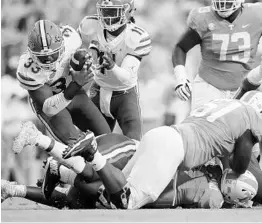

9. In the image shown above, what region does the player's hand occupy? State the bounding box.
[71,64,94,86]
[174,79,192,101]
[173,65,192,101]
[97,52,115,70]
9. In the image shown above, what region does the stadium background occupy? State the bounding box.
[1,0,261,187]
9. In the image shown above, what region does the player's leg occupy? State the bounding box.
[68,91,111,136]
[12,122,97,182]
[88,87,117,131]
[114,88,142,141]
[30,98,80,145]
[1,179,69,209]
[63,126,185,209]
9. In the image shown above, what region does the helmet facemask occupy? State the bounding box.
[212,0,243,18]
[28,42,65,72]
[97,3,131,32]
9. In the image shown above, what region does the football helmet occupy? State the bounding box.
[27,20,65,71]
[240,91,262,114]
[211,0,244,18]
[221,169,258,206]
[96,0,135,32]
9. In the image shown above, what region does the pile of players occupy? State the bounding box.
[1,0,262,210]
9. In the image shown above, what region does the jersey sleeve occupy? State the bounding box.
[126,25,152,59]
[16,53,46,91]
[246,104,262,143]
[187,7,210,38]
[77,15,99,48]
[247,3,262,24]
[61,25,82,53]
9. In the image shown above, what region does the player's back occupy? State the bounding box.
[188,3,262,90]
[174,99,261,169]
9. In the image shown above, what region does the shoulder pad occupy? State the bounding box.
[187,7,211,38]
[61,25,82,52]
[126,24,152,58]
[244,3,262,22]
[78,15,99,37]
[16,53,45,91]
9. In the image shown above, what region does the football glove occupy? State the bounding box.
[173,65,192,101]
[97,52,115,70]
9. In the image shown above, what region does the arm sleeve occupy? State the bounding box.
[187,8,206,39]
[110,55,141,85]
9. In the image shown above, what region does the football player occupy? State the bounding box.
[8,114,262,209]
[16,19,111,145]
[61,91,262,209]
[78,0,152,140]
[172,0,262,110]
[4,139,224,210]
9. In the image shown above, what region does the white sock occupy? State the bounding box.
[36,135,52,150]
[90,151,106,171]
[37,137,86,174]
[59,165,77,186]
[12,185,27,198]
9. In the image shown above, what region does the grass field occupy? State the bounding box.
[1,198,262,222]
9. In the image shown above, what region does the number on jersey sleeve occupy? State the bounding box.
[16,56,45,90]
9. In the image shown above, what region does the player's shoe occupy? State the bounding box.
[62,131,97,161]
[1,179,18,203]
[12,121,41,154]
[42,157,61,200]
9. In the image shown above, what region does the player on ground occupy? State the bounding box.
[61,91,262,209]
[78,0,152,140]
[10,124,224,209]
[16,19,111,145]
[172,0,262,110]
[3,150,224,209]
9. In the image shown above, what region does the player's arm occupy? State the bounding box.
[234,64,262,99]
[100,30,151,84]
[230,130,256,175]
[172,9,202,101]
[100,53,141,85]
[77,16,100,62]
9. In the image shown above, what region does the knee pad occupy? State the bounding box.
[110,186,131,209]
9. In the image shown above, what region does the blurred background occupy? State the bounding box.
[1,0,262,185]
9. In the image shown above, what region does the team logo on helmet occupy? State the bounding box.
[221,169,258,207]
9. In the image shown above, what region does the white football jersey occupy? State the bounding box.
[16,25,82,93]
[78,15,152,90]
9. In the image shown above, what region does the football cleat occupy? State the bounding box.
[42,157,61,200]
[1,179,18,203]
[12,121,41,154]
[62,131,97,161]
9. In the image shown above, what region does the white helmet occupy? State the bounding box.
[240,91,262,114]
[211,0,244,18]
[221,169,258,206]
